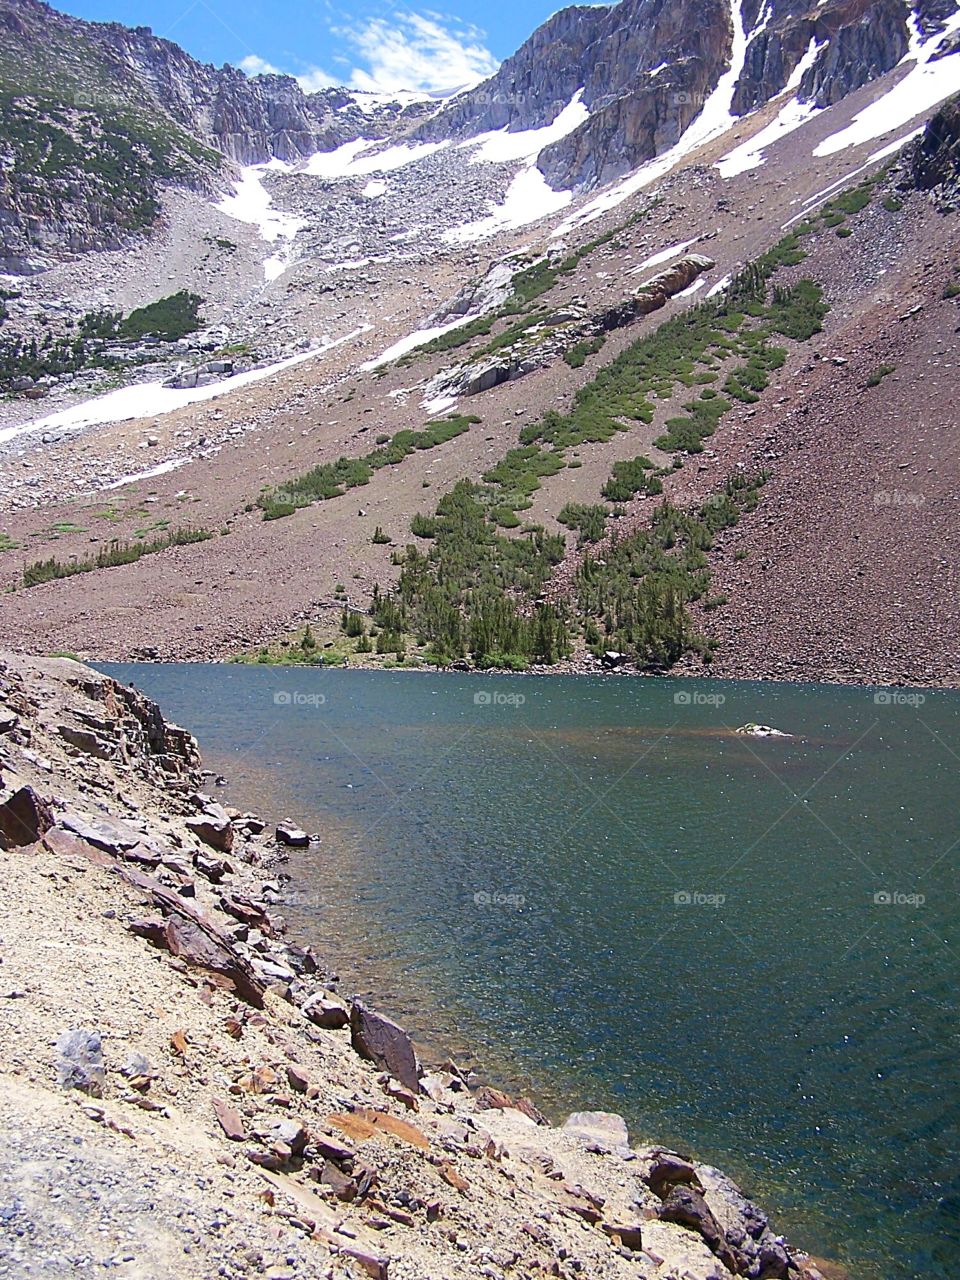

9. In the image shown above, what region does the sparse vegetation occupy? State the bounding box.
[257,415,481,519]
[865,363,895,387]
[21,526,212,588]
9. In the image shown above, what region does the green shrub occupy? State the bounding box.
[21,526,211,588]
[865,363,895,387]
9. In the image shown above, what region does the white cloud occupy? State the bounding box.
[237,9,498,98]
[238,54,283,76]
[296,67,339,92]
[337,11,498,95]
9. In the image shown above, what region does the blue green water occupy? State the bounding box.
[101,664,960,1279]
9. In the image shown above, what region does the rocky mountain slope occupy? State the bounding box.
[0,0,957,685]
[0,653,836,1280]
[2,0,959,271]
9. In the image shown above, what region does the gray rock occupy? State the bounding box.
[186,802,234,853]
[562,1110,630,1151]
[56,1030,105,1097]
[275,823,309,847]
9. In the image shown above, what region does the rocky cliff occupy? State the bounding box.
[909,89,960,207]
[420,0,960,191]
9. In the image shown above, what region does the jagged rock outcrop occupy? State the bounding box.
[425,251,715,401]
[0,0,425,268]
[909,91,960,208]
[424,0,957,192]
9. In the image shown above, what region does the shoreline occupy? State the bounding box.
[1,651,846,1280]
[85,649,960,693]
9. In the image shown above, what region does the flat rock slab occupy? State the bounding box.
[562,1110,630,1151]
[349,1001,420,1094]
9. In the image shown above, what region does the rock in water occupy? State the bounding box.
[56,1029,105,1096]
[349,1001,421,1093]
[275,822,309,847]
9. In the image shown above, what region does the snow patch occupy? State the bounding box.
[422,393,458,415]
[629,237,700,274]
[302,138,449,178]
[362,179,388,198]
[214,166,307,281]
[676,278,706,298]
[1,329,371,444]
[464,90,590,164]
[715,95,820,177]
[813,9,960,157]
[444,167,573,244]
[707,273,732,297]
[103,457,189,490]
[360,315,479,370]
[868,126,925,161]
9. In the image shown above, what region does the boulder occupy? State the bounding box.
[562,1110,630,1152]
[349,1001,421,1093]
[275,822,309,847]
[59,811,142,855]
[56,1029,104,1096]
[186,801,234,853]
[251,1115,308,1157]
[0,785,54,848]
[640,1146,703,1196]
[657,1184,737,1274]
[302,991,350,1029]
[475,1085,547,1125]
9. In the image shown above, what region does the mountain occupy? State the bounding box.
[3,0,960,270]
[0,0,958,690]
[0,0,426,269]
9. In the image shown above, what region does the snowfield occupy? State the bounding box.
[0,329,371,444]
[813,8,960,156]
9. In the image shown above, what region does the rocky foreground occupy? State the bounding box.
[0,655,836,1280]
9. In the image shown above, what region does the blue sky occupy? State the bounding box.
[59,0,563,95]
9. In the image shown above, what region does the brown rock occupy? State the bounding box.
[285,1064,310,1093]
[219,892,272,931]
[213,1098,246,1141]
[349,1002,420,1093]
[320,1161,358,1200]
[186,802,234,853]
[338,1246,388,1280]
[601,1222,643,1251]
[657,1185,736,1272]
[312,1131,355,1165]
[0,785,54,848]
[475,1085,548,1125]
[302,991,349,1029]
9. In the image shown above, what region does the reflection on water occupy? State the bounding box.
[100,664,960,1280]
